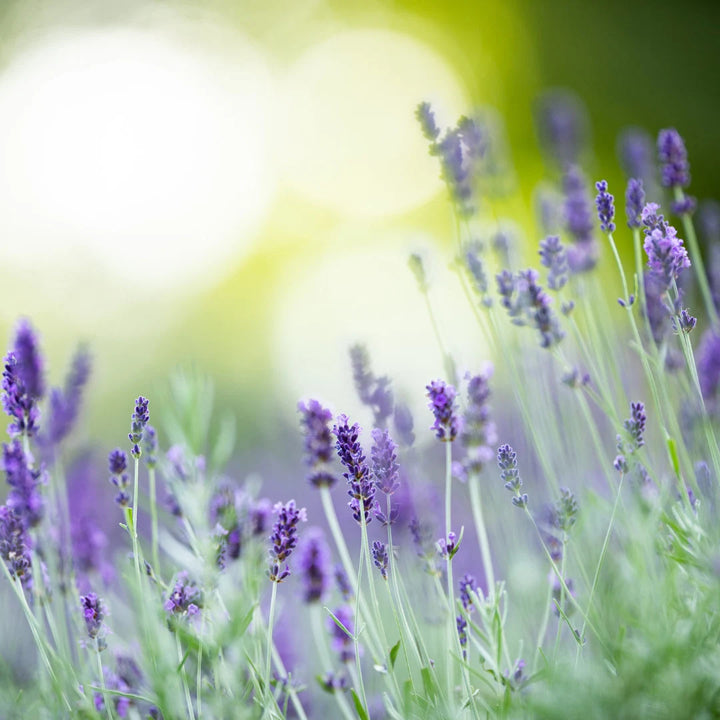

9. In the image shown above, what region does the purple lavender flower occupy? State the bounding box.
[498,444,527,508]
[164,571,201,616]
[250,497,273,537]
[3,440,44,529]
[334,564,353,600]
[563,166,597,272]
[0,504,32,585]
[456,615,468,658]
[349,345,393,428]
[624,402,646,450]
[142,425,158,469]
[108,449,130,507]
[672,309,697,334]
[299,527,331,603]
[658,128,691,189]
[464,242,490,303]
[426,380,460,442]
[625,178,646,229]
[370,428,400,495]
[698,331,720,406]
[373,500,399,526]
[334,416,375,524]
[81,592,106,640]
[554,488,578,533]
[129,396,149,459]
[534,90,587,166]
[459,574,478,612]
[618,128,655,182]
[415,101,440,143]
[72,514,113,590]
[458,370,497,478]
[507,270,565,349]
[268,499,307,582]
[643,209,690,292]
[372,541,388,580]
[44,345,91,448]
[2,354,40,438]
[297,399,337,488]
[11,320,45,401]
[393,403,415,447]
[328,605,355,663]
[436,531,458,559]
[539,236,568,291]
[595,180,616,233]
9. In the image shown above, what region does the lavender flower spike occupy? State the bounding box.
[426,380,460,442]
[372,541,388,580]
[0,505,32,585]
[658,128,690,189]
[164,571,201,617]
[129,396,149,459]
[595,180,616,233]
[268,499,307,583]
[625,178,645,229]
[12,319,45,401]
[108,448,130,507]
[298,527,331,603]
[46,345,91,447]
[642,205,690,292]
[298,399,337,488]
[539,236,568,291]
[334,415,375,524]
[498,444,527,508]
[4,439,44,529]
[2,354,40,438]
[371,428,400,495]
[81,592,106,641]
[416,101,440,143]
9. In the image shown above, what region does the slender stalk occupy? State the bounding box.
[264,581,278,710]
[96,639,115,720]
[176,634,196,720]
[353,527,370,719]
[149,467,160,573]
[467,472,495,594]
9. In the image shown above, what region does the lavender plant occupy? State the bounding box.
[3,92,720,720]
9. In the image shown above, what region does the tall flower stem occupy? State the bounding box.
[96,639,115,720]
[468,473,495,595]
[264,581,278,711]
[149,467,160,573]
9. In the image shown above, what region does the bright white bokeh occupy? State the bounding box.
[272,227,491,427]
[0,26,276,289]
[279,29,469,218]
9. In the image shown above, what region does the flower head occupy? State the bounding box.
[128,396,149,459]
[268,499,307,582]
[372,541,389,580]
[658,128,690,189]
[642,206,690,291]
[108,448,130,507]
[498,444,527,508]
[3,440,44,529]
[370,428,400,495]
[81,592,106,640]
[299,527,331,603]
[426,380,460,442]
[164,571,201,617]
[595,180,616,233]
[349,345,393,428]
[298,399,337,488]
[539,236,568,291]
[334,416,375,524]
[0,504,32,585]
[458,370,497,478]
[563,166,597,272]
[393,403,415,448]
[625,178,646,229]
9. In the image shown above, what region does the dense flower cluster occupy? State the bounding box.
[426,380,460,442]
[335,415,375,523]
[498,444,527,508]
[298,399,337,488]
[108,448,130,507]
[563,165,597,272]
[299,527,331,603]
[129,396,149,459]
[625,178,646,229]
[539,235,569,291]
[268,500,307,582]
[594,180,616,233]
[349,344,393,428]
[163,571,201,617]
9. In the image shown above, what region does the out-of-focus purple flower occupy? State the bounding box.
[551,576,576,618]
[458,370,497,478]
[672,309,697,334]
[334,564,353,601]
[373,500,399,526]
[671,195,696,216]
[618,128,655,182]
[94,666,131,718]
[0,504,32,585]
[2,354,40,438]
[349,345,393,428]
[393,403,415,448]
[299,527,331,603]
[3,440,44,529]
[534,90,588,166]
[108,449,130,508]
[129,396,149,459]
[372,541,388,580]
[426,380,460,442]
[250,498,273,537]
[625,179,646,229]
[370,428,400,495]
[436,531,458,559]
[297,399,337,488]
[334,416,375,524]
[624,402,646,451]
[563,166,598,273]
[268,500,307,582]
[658,128,691,189]
[142,425,158,469]
[164,571,201,616]
[11,320,45,402]
[72,514,113,590]
[643,209,690,292]
[44,345,91,448]
[456,615,468,658]
[459,574,478,613]
[498,444,527,508]
[81,592,106,640]
[594,180,616,233]
[698,331,720,406]
[535,185,563,236]
[328,605,355,663]
[539,235,568,291]
[554,488,578,533]
[415,101,440,143]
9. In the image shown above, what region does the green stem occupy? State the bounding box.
[265,581,278,711]
[176,634,196,720]
[96,639,115,720]
[468,472,495,595]
[149,467,160,573]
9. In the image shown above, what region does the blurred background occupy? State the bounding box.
[0,0,718,453]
